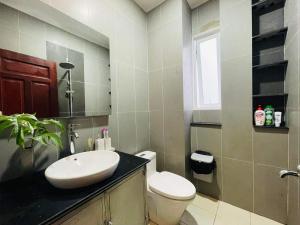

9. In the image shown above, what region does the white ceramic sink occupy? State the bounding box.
[45,151,120,189]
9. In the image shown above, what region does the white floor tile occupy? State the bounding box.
[214,202,251,225]
[181,204,216,225]
[191,194,219,215]
[148,221,158,225]
[179,194,284,225]
[251,213,283,225]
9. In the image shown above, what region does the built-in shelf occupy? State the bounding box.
[252,0,288,132]
[252,0,286,13]
[253,125,289,130]
[190,122,222,127]
[253,27,288,43]
[253,60,288,71]
[253,93,288,98]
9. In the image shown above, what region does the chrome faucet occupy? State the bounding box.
[68,124,80,154]
[280,165,300,178]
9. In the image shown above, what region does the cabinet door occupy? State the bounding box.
[108,169,147,225]
[54,195,105,225]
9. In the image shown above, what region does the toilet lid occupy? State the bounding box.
[148,171,196,200]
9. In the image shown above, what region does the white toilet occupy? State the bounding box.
[136,151,196,225]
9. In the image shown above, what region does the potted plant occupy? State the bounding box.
[0,113,64,150]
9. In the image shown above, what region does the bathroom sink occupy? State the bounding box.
[45,151,120,189]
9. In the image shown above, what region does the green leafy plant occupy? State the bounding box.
[0,114,64,149]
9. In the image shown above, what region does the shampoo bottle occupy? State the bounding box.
[254,105,265,126]
[264,105,274,126]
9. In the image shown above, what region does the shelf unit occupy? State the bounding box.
[253,93,288,98]
[253,125,289,130]
[252,0,288,130]
[190,122,222,128]
[253,60,288,71]
[252,0,286,13]
[252,27,287,43]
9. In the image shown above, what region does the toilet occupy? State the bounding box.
[136,151,196,225]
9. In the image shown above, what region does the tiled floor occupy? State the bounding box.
[149,194,284,225]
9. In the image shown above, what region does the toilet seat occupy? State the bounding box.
[148,171,196,201]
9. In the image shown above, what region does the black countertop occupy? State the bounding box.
[0,151,148,225]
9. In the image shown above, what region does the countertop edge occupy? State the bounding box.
[42,160,148,225]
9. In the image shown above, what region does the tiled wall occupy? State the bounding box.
[0,0,150,182]
[182,0,193,177]
[191,0,289,224]
[192,0,219,36]
[148,0,188,176]
[285,0,300,224]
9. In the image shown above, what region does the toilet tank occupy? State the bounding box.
[135,151,156,178]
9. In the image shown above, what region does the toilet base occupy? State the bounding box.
[147,188,193,225]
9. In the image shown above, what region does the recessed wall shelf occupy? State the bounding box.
[253,27,288,43]
[253,60,288,71]
[252,0,288,131]
[190,122,222,127]
[253,93,288,98]
[253,125,289,130]
[252,0,286,13]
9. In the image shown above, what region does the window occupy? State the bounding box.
[194,32,221,110]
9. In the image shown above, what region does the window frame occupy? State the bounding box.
[193,29,221,110]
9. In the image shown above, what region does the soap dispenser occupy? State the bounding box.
[254,105,265,126]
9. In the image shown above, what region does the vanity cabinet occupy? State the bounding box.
[59,195,105,225]
[107,169,146,225]
[53,169,147,225]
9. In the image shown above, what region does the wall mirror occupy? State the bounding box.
[0,0,111,118]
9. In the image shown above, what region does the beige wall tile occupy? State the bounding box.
[148,28,163,71]
[287,177,300,225]
[222,57,252,161]
[222,157,253,211]
[220,0,251,61]
[149,70,163,111]
[135,69,149,112]
[117,63,135,113]
[163,66,184,112]
[254,164,287,224]
[136,112,150,151]
[150,111,165,171]
[253,130,288,168]
[118,112,137,154]
[0,3,19,30]
[196,127,221,157]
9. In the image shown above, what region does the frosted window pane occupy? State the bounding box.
[199,38,219,105]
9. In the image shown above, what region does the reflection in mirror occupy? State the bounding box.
[46,41,110,117]
[0,2,111,118]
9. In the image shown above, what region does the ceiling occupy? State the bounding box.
[134,0,210,12]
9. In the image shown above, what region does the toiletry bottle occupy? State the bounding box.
[105,128,112,150]
[264,105,274,126]
[95,129,105,150]
[274,111,282,127]
[254,105,265,126]
[87,137,93,151]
